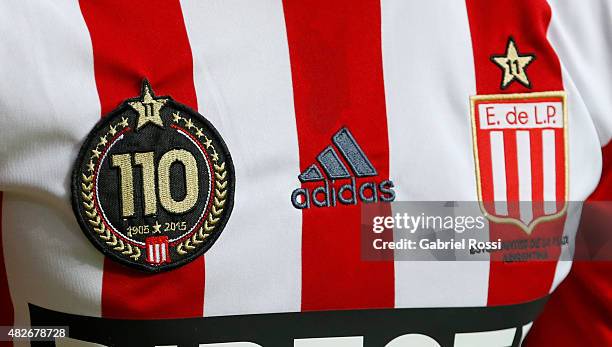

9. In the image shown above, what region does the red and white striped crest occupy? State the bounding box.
[470,92,568,233]
[146,236,171,265]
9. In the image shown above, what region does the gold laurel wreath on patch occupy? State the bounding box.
[79,115,226,259]
[176,160,227,255]
[81,173,142,260]
[80,118,141,261]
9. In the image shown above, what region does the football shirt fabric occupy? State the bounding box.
[0,1,610,346]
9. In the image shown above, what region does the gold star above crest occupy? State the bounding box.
[152,221,162,234]
[129,81,169,130]
[491,37,535,89]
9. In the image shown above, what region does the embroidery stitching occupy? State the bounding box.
[469,91,568,234]
[490,37,536,90]
[71,80,235,272]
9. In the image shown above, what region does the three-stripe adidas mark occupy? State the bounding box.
[291,127,395,209]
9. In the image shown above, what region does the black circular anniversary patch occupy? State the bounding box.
[71,80,235,272]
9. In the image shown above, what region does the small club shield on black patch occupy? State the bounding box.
[71,80,235,272]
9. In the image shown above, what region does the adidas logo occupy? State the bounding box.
[291,127,395,209]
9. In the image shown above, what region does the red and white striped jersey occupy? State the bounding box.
[0,0,611,346]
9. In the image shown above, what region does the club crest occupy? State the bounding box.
[71,80,235,272]
[470,91,568,234]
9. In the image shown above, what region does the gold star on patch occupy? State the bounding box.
[86,160,95,172]
[491,37,535,89]
[195,128,204,138]
[98,135,108,147]
[152,221,162,234]
[91,148,101,159]
[109,124,117,136]
[172,112,182,123]
[204,138,212,149]
[129,81,169,130]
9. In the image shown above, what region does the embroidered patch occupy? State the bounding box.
[469,91,568,234]
[71,80,235,272]
[491,37,536,90]
[291,127,395,209]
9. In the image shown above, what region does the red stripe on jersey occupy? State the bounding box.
[477,130,495,215]
[283,0,395,310]
[465,0,566,306]
[79,0,205,319]
[0,192,14,347]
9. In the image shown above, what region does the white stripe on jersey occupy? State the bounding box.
[0,1,101,197]
[0,0,104,342]
[490,131,508,216]
[542,129,557,214]
[516,130,532,223]
[180,0,302,316]
[3,196,104,347]
[547,0,612,146]
[546,2,605,203]
[381,0,490,308]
